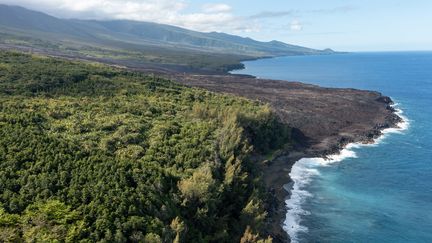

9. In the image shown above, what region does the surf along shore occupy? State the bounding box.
[2,46,401,242]
[168,73,402,242]
[283,106,408,243]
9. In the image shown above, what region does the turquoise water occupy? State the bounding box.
[232,52,432,242]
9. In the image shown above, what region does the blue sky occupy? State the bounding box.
[187,0,432,51]
[2,0,432,51]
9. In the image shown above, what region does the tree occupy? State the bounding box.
[22,200,85,242]
[240,226,272,243]
[178,164,215,204]
[0,51,293,241]
[170,217,185,243]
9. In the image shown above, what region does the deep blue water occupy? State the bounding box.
[232,52,432,242]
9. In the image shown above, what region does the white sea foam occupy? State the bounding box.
[375,106,410,144]
[283,103,409,243]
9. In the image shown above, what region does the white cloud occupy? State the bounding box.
[202,3,231,13]
[290,20,303,31]
[0,0,256,33]
[0,0,186,20]
[0,0,357,39]
[249,11,294,19]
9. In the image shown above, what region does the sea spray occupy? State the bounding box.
[283,104,409,243]
[283,147,358,242]
[234,51,432,242]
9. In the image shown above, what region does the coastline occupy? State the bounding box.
[0,44,340,76]
[0,47,401,241]
[282,105,408,243]
[168,73,403,242]
[229,51,346,74]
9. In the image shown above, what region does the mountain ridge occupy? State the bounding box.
[0,4,335,72]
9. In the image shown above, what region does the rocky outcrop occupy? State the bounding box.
[168,73,402,242]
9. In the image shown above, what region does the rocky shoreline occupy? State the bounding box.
[0,47,403,242]
[2,45,400,241]
[167,73,402,242]
[264,106,401,243]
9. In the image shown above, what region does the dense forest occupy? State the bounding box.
[0,51,292,242]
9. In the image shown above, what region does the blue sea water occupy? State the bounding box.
[232,52,432,242]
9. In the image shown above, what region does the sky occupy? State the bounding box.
[1,0,431,51]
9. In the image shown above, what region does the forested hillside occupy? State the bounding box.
[0,51,292,242]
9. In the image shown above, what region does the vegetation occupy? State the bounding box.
[0,51,292,242]
[0,32,248,72]
[0,4,331,73]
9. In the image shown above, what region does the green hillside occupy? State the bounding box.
[0,51,293,242]
[0,4,334,72]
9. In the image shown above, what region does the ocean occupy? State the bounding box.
[232,52,432,242]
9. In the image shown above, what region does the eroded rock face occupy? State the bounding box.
[376,95,394,104]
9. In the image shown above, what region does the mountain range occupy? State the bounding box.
[0,4,334,72]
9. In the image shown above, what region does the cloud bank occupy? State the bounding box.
[0,0,356,36]
[0,0,254,33]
